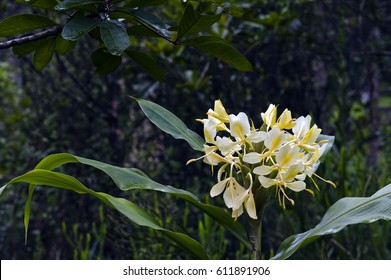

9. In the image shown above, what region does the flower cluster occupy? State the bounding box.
[188,100,335,220]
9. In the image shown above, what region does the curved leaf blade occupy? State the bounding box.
[100,20,130,56]
[26,153,250,248]
[33,38,56,71]
[2,169,209,259]
[134,98,205,152]
[62,17,101,41]
[55,0,100,10]
[182,36,253,71]
[177,4,221,41]
[272,183,391,259]
[126,50,167,81]
[0,14,56,37]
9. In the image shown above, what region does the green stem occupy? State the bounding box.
[247,216,262,260]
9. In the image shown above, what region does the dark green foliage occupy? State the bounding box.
[1,0,391,259]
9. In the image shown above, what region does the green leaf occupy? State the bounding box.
[0,14,56,37]
[118,9,171,39]
[62,17,101,41]
[91,48,122,74]
[55,35,77,55]
[177,4,221,41]
[126,50,167,81]
[3,169,209,259]
[100,20,130,56]
[16,0,58,10]
[317,134,335,162]
[272,183,391,260]
[55,0,100,10]
[12,152,250,248]
[12,38,50,56]
[182,36,253,71]
[125,0,168,8]
[33,38,56,71]
[134,99,205,151]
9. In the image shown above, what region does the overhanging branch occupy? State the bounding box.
[0,25,63,49]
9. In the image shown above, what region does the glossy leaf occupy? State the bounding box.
[33,38,56,71]
[55,35,77,55]
[317,134,335,162]
[125,0,168,8]
[62,17,101,41]
[100,20,130,56]
[55,0,100,10]
[182,36,253,71]
[2,169,209,259]
[16,0,58,10]
[16,152,250,248]
[118,9,171,39]
[126,50,167,81]
[134,99,205,151]
[91,48,122,74]
[12,38,50,56]
[0,14,56,37]
[272,183,391,259]
[177,4,221,41]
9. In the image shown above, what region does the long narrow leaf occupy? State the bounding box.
[272,183,391,259]
[26,153,250,247]
[134,98,205,152]
[2,169,209,259]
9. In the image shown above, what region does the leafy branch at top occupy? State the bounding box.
[0,0,252,78]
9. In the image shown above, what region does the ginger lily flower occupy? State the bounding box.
[189,99,335,219]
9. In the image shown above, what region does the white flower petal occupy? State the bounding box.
[253,165,274,175]
[229,112,251,139]
[293,115,311,139]
[245,193,258,219]
[210,178,229,197]
[276,144,300,167]
[246,131,266,143]
[264,127,286,151]
[243,152,262,164]
[286,180,306,192]
[258,176,276,188]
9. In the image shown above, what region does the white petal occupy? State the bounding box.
[281,163,303,182]
[286,180,306,192]
[253,165,274,175]
[210,178,229,197]
[232,206,243,219]
[293,115,311,139]
[264,127,286,150]
[245,193,258,219]
[229,112,251,139]
[223,185,234,208]
[276,144,300,167]
[243,152,262,164]
[246,131,267,143]
[258,176,276,188]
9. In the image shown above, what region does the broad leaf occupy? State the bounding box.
[134,99,205,151]
[33,38,56,71]
[91,48,122,74]
[55,35,77,54]
[100,20,130,56]
[55,0,100,10]
[182,36,253,71]
[272,183,391,259]
[125,0,168,8]
[16,0,58,10]
[0,14,56,37]
[17,153,250,248]
[2,169,209,259]
[118,9,171,39]
[12,38,50,56]
[62,17,101,41]
[317,134,335,162]
[126,50,167,81]
[177,4,221,41]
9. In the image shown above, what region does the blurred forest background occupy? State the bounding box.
[1,0,391,259]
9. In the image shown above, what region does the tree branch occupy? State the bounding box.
[0,25,62,49]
